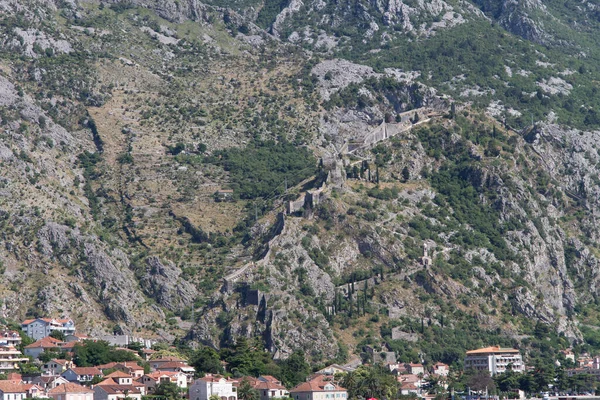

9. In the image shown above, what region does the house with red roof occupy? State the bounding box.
[61,367,103,384]
[138,371,188,392]
[93,384,143,400]
[432,362,449,377]
[23,337,63,359]
[289,375,347,400]
[244,376,289,400]
[97,362,144,378]
[154,361,195,383]
[47,382,93,400]
[189,374,238,400]
[21,318,75,341]
[405,363,425,375]
[0,381,29,400]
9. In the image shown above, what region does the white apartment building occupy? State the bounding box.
[189,375,237,400]
[0,345,29,371]
[464,346,524,375]
[0,331,22,347]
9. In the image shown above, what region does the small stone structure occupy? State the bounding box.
[421,243,432,267]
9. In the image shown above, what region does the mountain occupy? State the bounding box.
[2,0,600,367]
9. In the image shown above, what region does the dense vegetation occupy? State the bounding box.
[206,140,316,200]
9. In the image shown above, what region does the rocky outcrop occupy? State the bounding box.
[140,256,198,312]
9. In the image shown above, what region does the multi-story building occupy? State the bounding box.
[289,375,347,400]
[189,374,238,400]
[0,345,29,371]
[464,346,524,375]
[21,318,75,341]
[0,331,22,347]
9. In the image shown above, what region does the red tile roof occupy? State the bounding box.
[68,367,103,375]
[97,378,118,386]
[105,371,132,378]
[25,336,63,349]
[48,382,94,394]
[95,385,142,395]
[144,371,181,380]
[290,376,346,393]
[466,346,520,355]
[0,382,28,393]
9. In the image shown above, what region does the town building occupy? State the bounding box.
[93,384,143,400]
[23,336,63,359]
[289,375,347,400]
[21,319,75,341]
[0,345,29,371]
[42,359,74,376]
[245,376,289,400]
[432,362,449,377]
[139,371,188,392]
[0,381,26,400]
[47,382,94,400]
[29,376,70,391]
[464,346,524,375]
[61,367,103,384]
[406,363,425,375]
[97,362,144,378]
[189,374,238,400]
[0,331,22,347]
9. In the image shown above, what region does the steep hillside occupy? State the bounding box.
[2,0,600,368]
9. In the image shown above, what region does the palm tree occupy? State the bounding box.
[237,378,259,400]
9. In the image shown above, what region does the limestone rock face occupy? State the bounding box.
[140,256,198,312]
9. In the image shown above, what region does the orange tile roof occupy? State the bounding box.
[97,378,118,386]
[25,336,62,349]
[290,376,346,393]
[254,381,286,390]
[48,382,94,394]
[466,346,520,355]
[145,371,180,379]
[68,367,103,375]
[5,373,22,382]
[105,371,132,378]
[95,385,142,395]
[0,382,28,393]
[198,374,228,382]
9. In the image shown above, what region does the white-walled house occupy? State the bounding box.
[0,345,29,371]
[93,384,143,400]
[289,375,347,400]
[189,375,237,400]
[0,331,22,347]
[47,382,94,400]
[139,371,188,392]
[0,382,28,400]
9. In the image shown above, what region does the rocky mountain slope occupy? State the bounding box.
[1,0,600,366]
